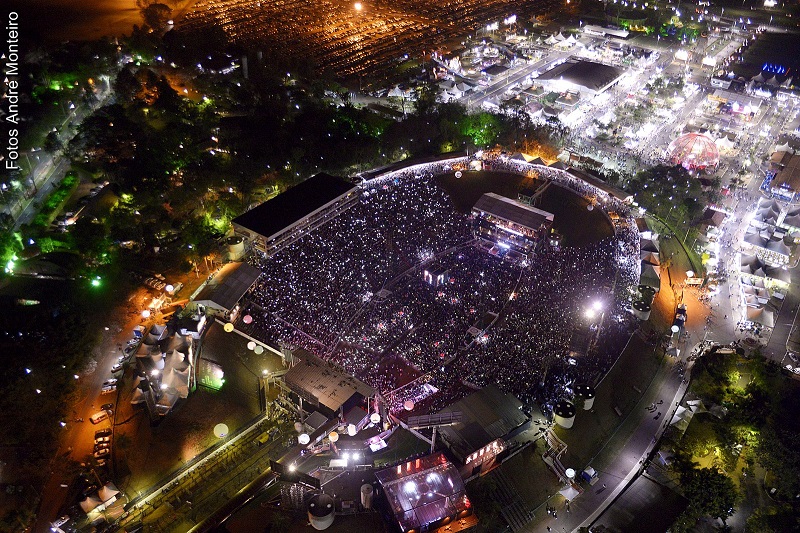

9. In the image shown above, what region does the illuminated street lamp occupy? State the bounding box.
[354,1,363,11]
[141,310,151,319]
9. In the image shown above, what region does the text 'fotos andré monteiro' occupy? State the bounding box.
[4,11,21,170]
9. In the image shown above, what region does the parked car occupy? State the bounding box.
[95,429,111,438]
[123,344,137,356]
[94,443,110,451]
[103,379,118,386]
[111,363,123,373]
[101,403,114,411]
[93,449,110,459]
[90,411,109,424]
[101,385,116,394]
[95,436,111,444]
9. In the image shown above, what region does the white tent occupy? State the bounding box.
[163,366,191,398]
[747,307,775,328]
[641,251,661,266]
[559,485,581,501]
[98,482,120,503]
[640,263,661,291]
[555,32,566,41]
[80,494,103,513]
[666,346,680,357]
[131,387,146,405]
[150,353,165,370]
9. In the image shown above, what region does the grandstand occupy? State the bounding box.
[231,173,358,255]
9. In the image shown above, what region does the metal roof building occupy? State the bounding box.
[536,59,625,95]
[473,193,553,229]
[284,349,374,415]
[436,385,530,470]
[191,262,261,314]
[231,173,358,255]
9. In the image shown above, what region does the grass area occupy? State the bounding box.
[31,172,79,228]
[436,170,614,246]
[501,439,562,505]
[556,334,663,469]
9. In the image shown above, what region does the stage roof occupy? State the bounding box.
[376,453,469,532]
[231,173,355,240]
[436,385,528,461]
[192,262,261,312]
[537,59,624,93]
[472,193,554,231]
[284,349,374,412]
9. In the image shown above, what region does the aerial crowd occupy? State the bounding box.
[236,158,641,414]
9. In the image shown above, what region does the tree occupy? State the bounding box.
[746,504,800,533]
[141,3,172,31]
[71,218,109,260]
[44,131,64,155]
[682,467,738,522]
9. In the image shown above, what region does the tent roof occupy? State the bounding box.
[98,482,120,503]
[80,494,103,513]
[641,238,660,253]
[641,251,660,266]
[193,262,261,313]
[559,485,581,501]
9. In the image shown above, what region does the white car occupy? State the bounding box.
[93,449,110,459]
[101,385,116,394]
[104,378,118,386]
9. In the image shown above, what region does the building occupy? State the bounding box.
[471,193,554,253]
[376,453,473,533]
[231,173,358,255]
[284,349,374,418]
[435,385,530,475]
[582,25,630,39]
[190,261,261,316]
[535,59,625,97]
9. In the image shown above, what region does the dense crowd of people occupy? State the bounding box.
[235,158,641,414]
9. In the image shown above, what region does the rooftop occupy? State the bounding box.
[284,349,374,412]
[436,385,529,460]
[472,193,554,231]
[231,173,356,239]
[536,59,624,93]
[192,262,261,312]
